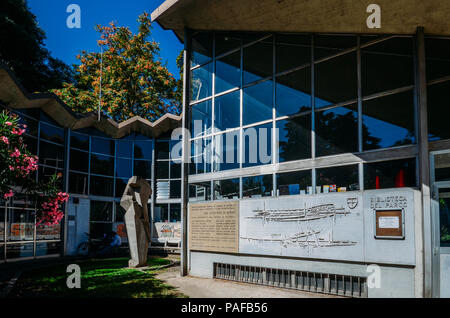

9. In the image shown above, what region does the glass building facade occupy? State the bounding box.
[0,106,182,261]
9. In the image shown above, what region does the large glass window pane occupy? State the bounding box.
[36,223,61,240]
[243,123,272,168]
[276,67,311,116]
[214,91,240,132]
[364,158,416,190]
[170,180,181,199]
[38,166,63,189]
[69,172,88,194]
[314,35,356,60]
[315,52,357,108]
[190,137,212,175]
[214,178,240,200]
[435,153,450,182]
[90,176,114,197]
[426,38,450,81]
[156,160,169,179]
[134,140,152,160]
[191,62,212,102]
[91,137,115,156]
[70,132,89,150]
[116,140,132,158]
[170,161,181,179]
[316,105,358,157]
[39,140,64,168]
[362,90,415,150]
[316,165,360,192]
[191,32,213,67]
[36,242,61,256]
[243,37,273,85]
[215,51,240,94]
[156,141,170,160]
[189,183,211,201]
[276,34,311,73]
[439,189,450,247]
[215,32,241,56]
[7,209,34,241]
[361,37,414,96]
[170,204,181,222]
[116,158,132,178]
[242,175,273,198]
[39,122,64,145]
[427,81,450,141]
[213,130,240,172]
[6,243,34,259]
[90,153,114,176]
[277,114,311,162]
[115,178,128,198]
[277,170,312,196]
[154,204,169,222]
[191,99,212,137]
[23,135,37,155]
[134,160,152,179]
[69,149,89,172]
[243,80,273,126]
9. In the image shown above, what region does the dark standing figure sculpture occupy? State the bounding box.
[120,176,152,267]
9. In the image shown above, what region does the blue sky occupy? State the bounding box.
[28,0,183,78]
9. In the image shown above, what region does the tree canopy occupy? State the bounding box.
[0,0,74,92]
[52,13,182,122]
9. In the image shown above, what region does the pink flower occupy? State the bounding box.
[10,148,20,158]
[4,190,14,199]
[1,136,9,145]
[5,122,12,126]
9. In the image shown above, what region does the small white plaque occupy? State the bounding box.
[378,216,399,229]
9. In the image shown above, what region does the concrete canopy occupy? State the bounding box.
[151,0,450,40]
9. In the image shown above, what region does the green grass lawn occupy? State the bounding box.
[10,257,186,298]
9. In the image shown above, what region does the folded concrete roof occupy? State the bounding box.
[0,64,181,139]
[151,0,450,41]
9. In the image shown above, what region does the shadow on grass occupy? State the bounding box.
[9,257,186,298]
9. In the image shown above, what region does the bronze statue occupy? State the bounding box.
[120,176,151,267]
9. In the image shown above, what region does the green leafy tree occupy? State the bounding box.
[52,13,182,122]
[0,0,74,92]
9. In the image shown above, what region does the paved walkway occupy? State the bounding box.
[156,266,339,298]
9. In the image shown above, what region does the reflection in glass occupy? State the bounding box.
[439,189,450,247]
[191,63,212,102]
[38,166,63,189]
[277,170,312,196]
[315,52,357,107]
[90,154,114,176]
[215,32,241,56]
[425,38,450,81]
[134,160,151,179]
[170,204,181,222]
[215,51,240,94]
[191,32,213,67]
[214,178,240,200]
[116,158,132,178]
[243,81,273,125]
[36,242,61,256]
[316,165,359,192]
[154,204,169,222]
[243,123,272,168]
[276,34,311,73]
[90,176,114,197]
[361,37,413,96]
[213,131,240,172]
[214,91,240,132]
[189,183,211,201]
[242,175,273,198]
[170,180,181,198]
[277,115,311,162]
[190,137,212,175]
[362,91,415,150]
[364,158,416,189]
[39,141,64,168]
[70,132,89,150]
[134,140,152,160]
[316,105,358,156]
[115,178,128,198]
[69,172,88,194]
[427,81,450,141]
[91,137,115,156]
[69,149,89,172]
[156,141,170,160]
[170,161,181,179]
[116,140,133,158]
[39,122,64,144]
[434,153,450,182]
[276,67,311,116]
[6,243,33,259]
[243,37,273,84]
[7,209,34,241]
[314,35,356,60]
[36,223,61,240]
[191,99,212,137]
[156,160,169,179]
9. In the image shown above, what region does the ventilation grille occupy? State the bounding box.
[213,263,367,298]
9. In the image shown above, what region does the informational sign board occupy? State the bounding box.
[189,201,239,253]
[374,209,404,239]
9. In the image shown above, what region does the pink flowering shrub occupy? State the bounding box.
[0,110,68,225]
